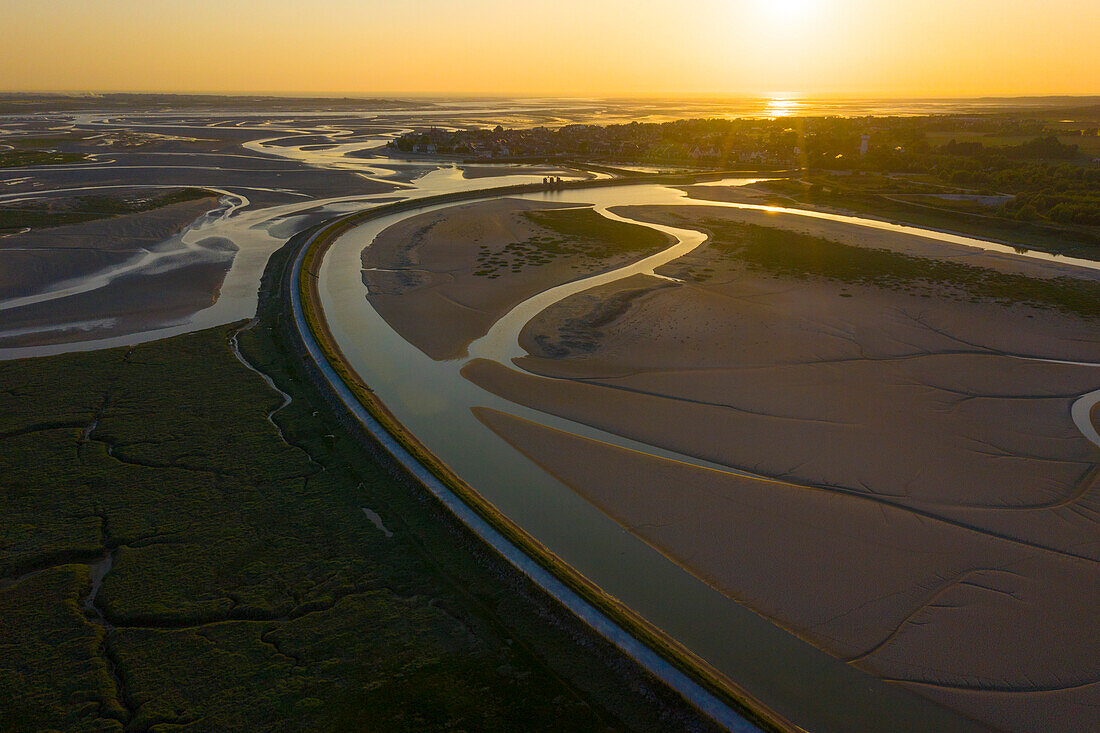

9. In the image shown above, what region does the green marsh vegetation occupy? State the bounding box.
[0,132,98,168]
[0,235,714,732]
[0,148,87,168]
[754,175,1100,260]
[685,218,1100,319]
[0,188,218,233]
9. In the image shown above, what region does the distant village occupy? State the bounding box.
[389,112,1100,225]
[388,115,1100,173]
[391,120,799,168]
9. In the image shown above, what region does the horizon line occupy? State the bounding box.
[3,90,1100,101]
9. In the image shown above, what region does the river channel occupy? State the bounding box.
[315,179,1100,730]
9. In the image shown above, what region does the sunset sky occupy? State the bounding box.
[2,0,1097,97]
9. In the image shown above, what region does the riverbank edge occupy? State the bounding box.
[714,183,1100,263]
[290,176,797,733]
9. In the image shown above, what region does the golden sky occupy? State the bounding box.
[2,0,1097,97]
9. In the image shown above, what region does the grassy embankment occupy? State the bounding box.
[0,188,218,234]
[298,208,792,733]
[472,207,671,277]
[673,216,1100,318]
[0,149,87,168]
[0,234,727,730]
[752,177,1100,260]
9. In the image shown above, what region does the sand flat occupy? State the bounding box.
[480,259,1100,511]
[0,197,238,348]
[457,202,1100,730]
[474,407,1100,733]
[0,258,232,348]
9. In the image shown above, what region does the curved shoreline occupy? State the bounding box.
[290,175,1099,732]
[1073,389,1100,449]
[290,178,796,732]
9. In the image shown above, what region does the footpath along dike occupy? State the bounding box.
[281,175,797,733]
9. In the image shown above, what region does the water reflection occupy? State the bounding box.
[763,95,805,117]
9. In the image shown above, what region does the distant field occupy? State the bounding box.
[925,131,1100,156]
[749,179,1100,259]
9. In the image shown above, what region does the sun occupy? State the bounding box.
[759,0,819,24]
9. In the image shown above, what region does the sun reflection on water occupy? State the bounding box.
[763,96,805,117]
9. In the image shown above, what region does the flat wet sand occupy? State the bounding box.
[474,406,1098,733]
[462,204,1100,731]
[0,197,220,300]
[0,197,239,348]
[0,258,233,348]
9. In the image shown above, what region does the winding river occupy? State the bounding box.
[316,180,1100,731]
[4,110,1098,728]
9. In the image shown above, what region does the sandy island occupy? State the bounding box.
[460,204,1100,732]
[362,198,672,360]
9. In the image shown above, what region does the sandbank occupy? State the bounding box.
[473,407,1099,733]
[459,203,1100,730]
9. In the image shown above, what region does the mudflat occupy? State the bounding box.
[0,196,220,300]
[0,259,232,348]
[0,196,234,348]
[463,204,1100,732]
